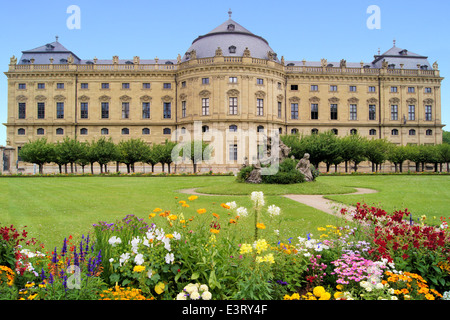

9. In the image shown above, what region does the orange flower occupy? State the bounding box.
[197,208,207,214]
[212,213,220,219]
[256,223,266,229]
[229,219,237,224]
[178,200,186,204]
[210,229,220,234]
[153,208,162,213]
[149,213,156,219]
[188,195,198,201]
[221,203,230,209]
[168,214,177,221]
[182,204,190,208]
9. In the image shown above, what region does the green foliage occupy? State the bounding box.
[261,158,305,184]
[236,165,254,182]
[18,138,54,174]
[118,139,151,173]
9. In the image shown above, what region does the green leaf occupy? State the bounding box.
[191,272,199,280]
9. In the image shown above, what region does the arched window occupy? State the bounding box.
[426,129,433,136]
[291,128,299,134]
[142,128,150,135]
[122,128,130,135]
[37,128,44,135]
[229,125,238,132]
[80,128,88,135]
[279,127,282,134]
[163,128,171,135]
[257,125,264,133]
[56,128,64,135]
[18,128,25,135]
[409,129,416,136]
[391,129,399,136]
[311,128,318,135]
[350,129,358,135]
[331,128,338,135]
[101,128,109,135]
[369,129,377,136]
[229,45,236,54]
[202,125,209,133]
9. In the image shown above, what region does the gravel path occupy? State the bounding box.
[177,187,378,219]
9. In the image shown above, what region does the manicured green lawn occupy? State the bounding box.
[1,174,448,251]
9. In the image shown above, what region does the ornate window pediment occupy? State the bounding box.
[79,95,90,102]
[389,97,400,104]
[309,96,320,103]
[140,95,152,102]
[54,95,66,101]
[423,98,434,104]
[255,90,266,98]
[120,95,132,102]
[328,97,340,103]
[35,95,47,101]
[348,97,359,104]
[367,97,378,104]
[199,90,211,98]
[16,95,28,102]
[277,94,284,101]
[289,96,300,103]
[99,95,111,102]
[179,93,187,100]
[227,89,240,96]
[406,98,417,104]
[161,95,173,102]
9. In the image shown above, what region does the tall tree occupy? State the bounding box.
[93,137,118,173]
[365,138,390,172]
[117,139,151,173]
[387,144,408,172]
[18,138,54,174]
[159,140,177,173]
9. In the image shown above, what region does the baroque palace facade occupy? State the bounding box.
[2,15,445,173]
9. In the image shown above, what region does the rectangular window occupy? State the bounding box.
[425,87,432,93]
[202,78,209,85]
[278,101,282,118]
[163,102,171,118]
[163,83,171,89]
[330,104,338,120]
[229,77,238,83]
[229,144,238,161]
[101,102,109,119]
[257,78,264,85]
[349,86,357,92]
[181,81,186,88]
[142,102,150,119]
[182,101,186,118]
[349,104,357,120]
[391,105,398,120]
[277,82,282,89]
[37,83,45,89]
[311,103,318,119]
[311,85,318,91]
[369,86,376,92]
[56,102,64,119]
[122,102,130,119]
[369,105,376,120]
[202,98,210,116]
[229,97,238,115]
[80,102,88,119]
[408,105,415,121]
[122,83,130,89]
[101,83,109,89]
[81,83,89,89]
[330,85,337,92]
[291,103,299,119]
[142,83,151,89]
[391,86,398,93]
[57,83,64,89]
[425,105,432,121]
[408,87,415,93]
[37,102,45,119]
[290,84,298,91]
[18,103,26,119]
[257,99,264,116]
[18,83,26,90]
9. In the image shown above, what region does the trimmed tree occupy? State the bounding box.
[118,138,151,173]
[18,138,54,174]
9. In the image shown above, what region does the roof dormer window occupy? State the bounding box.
[60,58,68,64]
[125,61,134,65]
[229,45,236,54]
[227,24,235,31]
[45,44,55,51]
[399,49,408,55]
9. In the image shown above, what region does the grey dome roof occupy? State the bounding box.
[182,19,278,62]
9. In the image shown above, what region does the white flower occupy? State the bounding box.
[201,291,212,300]
[236,207,248,217]
[177,292,187,300]
[165,253,174,264]
[109,258,114,263]
[251,191,265,207]
[130,237,141,254]
[162,237,171,251]
[267,205,281,217]
[119,253,130,266]
[190,291,200,300]
[147,269,154,279]
[108,236,122,247]
[184,283,198,294]
[226,201,237,209]
[173,231,181,240]
[134,253,144,265]
[199,284,209,292]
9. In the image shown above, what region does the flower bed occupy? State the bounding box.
[1,192,449,300]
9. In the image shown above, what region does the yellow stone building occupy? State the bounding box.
[2,15,444,174]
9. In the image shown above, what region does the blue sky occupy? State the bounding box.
[1,0,449,145]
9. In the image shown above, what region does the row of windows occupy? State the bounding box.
[288,85,433,93]
[17,127,173,136]
[290,128,433,136]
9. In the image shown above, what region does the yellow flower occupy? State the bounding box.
[149,213,156,218]
[168,214,177,221]
[166,234,174,239]
[153,208,162,213]
[229,219,237,224]
[188,195,198,201]
[182,204,190,208]
[334,291,344,299]
[197,208,207,214]
[133,265,146,273]
[319,292,331,300]
[178,200,186,204]
[313,286,326,298]
[155,282,165,295]
[256,222,266,230]
[221,203,230,209]
[239,243,253,254]
[210,229,220,234]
